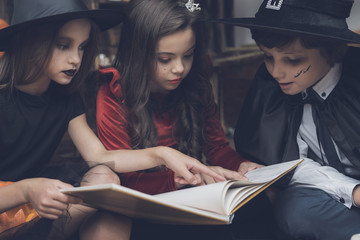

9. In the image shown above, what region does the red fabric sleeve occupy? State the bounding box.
[96,68,177,195]
[203,100,248,171]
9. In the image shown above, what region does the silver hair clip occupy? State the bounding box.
[185,0,201,12]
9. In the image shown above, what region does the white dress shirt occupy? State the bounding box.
[290,63,360,208]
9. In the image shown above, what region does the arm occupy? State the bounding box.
[68,114,224,193]
[293,134,360,208]
[0,179,80,219]
[289,158,359,208]
[94,69,228,193]
[95,80,179,194]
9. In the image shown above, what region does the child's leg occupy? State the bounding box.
[130,220,233,240]
[79,211,132,240]
[275,187,360,240]
[50,165,121,239]
[77,165,132,240]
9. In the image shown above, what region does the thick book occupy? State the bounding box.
[61,159,303,225]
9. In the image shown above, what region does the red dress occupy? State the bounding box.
[96,68,247,195]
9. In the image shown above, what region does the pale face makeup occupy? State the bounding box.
[151,27,196,94]
[260,39,332,95]
[15,18,91,96]
[45,18,91,86]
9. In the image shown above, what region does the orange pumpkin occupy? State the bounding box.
[0,181,40,233]
[0,19,9,58]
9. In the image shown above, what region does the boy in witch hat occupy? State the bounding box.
[214,0,360,239]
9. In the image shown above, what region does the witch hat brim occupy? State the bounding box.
[213,18,360,44]
[0,2,125,51]
[211,0,360,45]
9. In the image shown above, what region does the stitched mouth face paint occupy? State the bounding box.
[294,65,312,78]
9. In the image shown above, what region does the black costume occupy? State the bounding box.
[234,47,360,174]
[234,46,360,240]
[0,82,85,182]
[0,83,89,240]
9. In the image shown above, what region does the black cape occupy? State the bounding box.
[234,47,360,172]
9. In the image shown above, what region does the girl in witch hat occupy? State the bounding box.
[214,0,360,239]
[0,0,224,239]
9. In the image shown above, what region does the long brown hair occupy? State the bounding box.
[114,0,212,159]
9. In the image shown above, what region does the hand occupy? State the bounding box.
[199,166,247,185]
[20,178,82,219]
[238,161,263,175]
[353,185,360,207]
[174,173,200,189]
[156,146,226,186]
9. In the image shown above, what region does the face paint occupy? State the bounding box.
[294,65,312,78]
[260,39,332,95]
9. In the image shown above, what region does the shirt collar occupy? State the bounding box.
[311,63,342,100]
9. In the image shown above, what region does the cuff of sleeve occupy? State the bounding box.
[336,181,360,209]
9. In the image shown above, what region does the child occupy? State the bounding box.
[214,0,360,239]
[95,0,271,239]
[0,0,224,239]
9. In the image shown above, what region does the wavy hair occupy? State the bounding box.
[114,0,212,159]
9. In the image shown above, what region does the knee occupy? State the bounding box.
[81,165,120,186]
[274,188,325,238]
[80,211,132,240]
[275,201,314,237]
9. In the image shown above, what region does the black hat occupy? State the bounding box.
[212,0,360,44]
[0,0,125,51]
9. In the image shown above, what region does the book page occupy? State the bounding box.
[225,184,263,212]
[245,159,303,183]
[61,183,230,225]
[61,159,302,225]
[156,159,303,215]
[224,159,303,213]
[156,181,233,215]
[156,181,262,215]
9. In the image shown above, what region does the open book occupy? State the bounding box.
[61,159,303,225]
